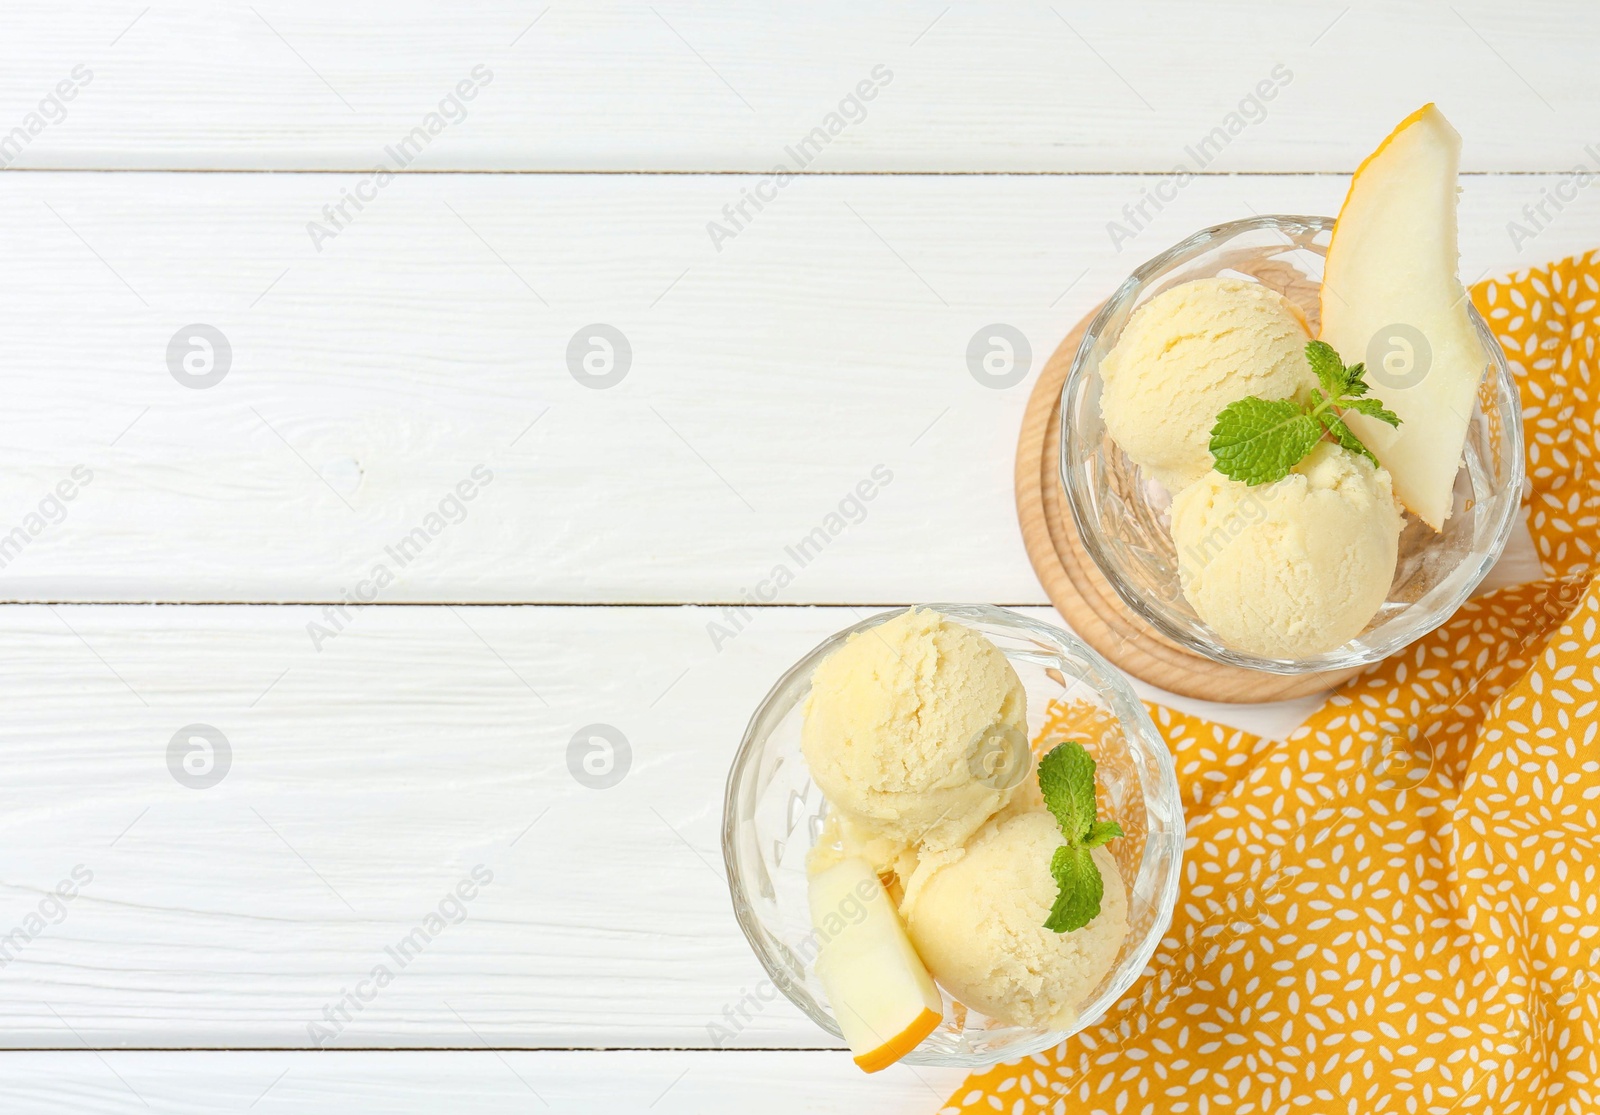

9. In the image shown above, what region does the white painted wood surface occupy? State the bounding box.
[0,171,1575,603]
[0,3,1588,1106]
[0,604,1321,1050]
[0,2,1596,171]
[0,1050,968,1113]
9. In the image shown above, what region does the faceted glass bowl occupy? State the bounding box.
[1060,215,1525,674]
[721,604,1184,1067]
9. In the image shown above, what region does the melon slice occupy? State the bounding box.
[808,857,942,1073]
[1319,103,1487,530]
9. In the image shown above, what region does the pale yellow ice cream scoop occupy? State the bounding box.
[1170,442,1403,657]
[802,608,1026,854]
[1099,276,1315,492]
[900,809,1127,1029]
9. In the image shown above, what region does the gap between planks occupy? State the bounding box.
[0,168,1580,176]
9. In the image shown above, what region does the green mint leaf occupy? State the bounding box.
[1341,360,1371,398]
[1319,412,1378,467]
[1084,819,1124,848]
[1036,740,1097,842]
[1209,398,1324,486]
[1208,343,1402,488]
[1045,844,1103,933]
[1037,742,1121,933]
[1341,397,1401,427]
[1305,340,1350,398]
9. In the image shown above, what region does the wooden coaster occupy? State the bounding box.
[1013,303,1359,704]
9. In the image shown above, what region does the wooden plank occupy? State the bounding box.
[0,602,1313,1049]
[0,1050,969,1113]
[0,170,1576,603]
[1,2,1596,171]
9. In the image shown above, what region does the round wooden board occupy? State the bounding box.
[1013,307,1360,704]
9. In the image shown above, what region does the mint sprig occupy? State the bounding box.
[1038,741,1123,933]
[1208,340,1401,486]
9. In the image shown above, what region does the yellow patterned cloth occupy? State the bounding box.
[946,253,1600,1114]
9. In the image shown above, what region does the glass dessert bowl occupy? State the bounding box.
[722,604,1184,1067]
[1060,215,1524,674]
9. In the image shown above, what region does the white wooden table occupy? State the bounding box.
[0,3,1580,1110]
